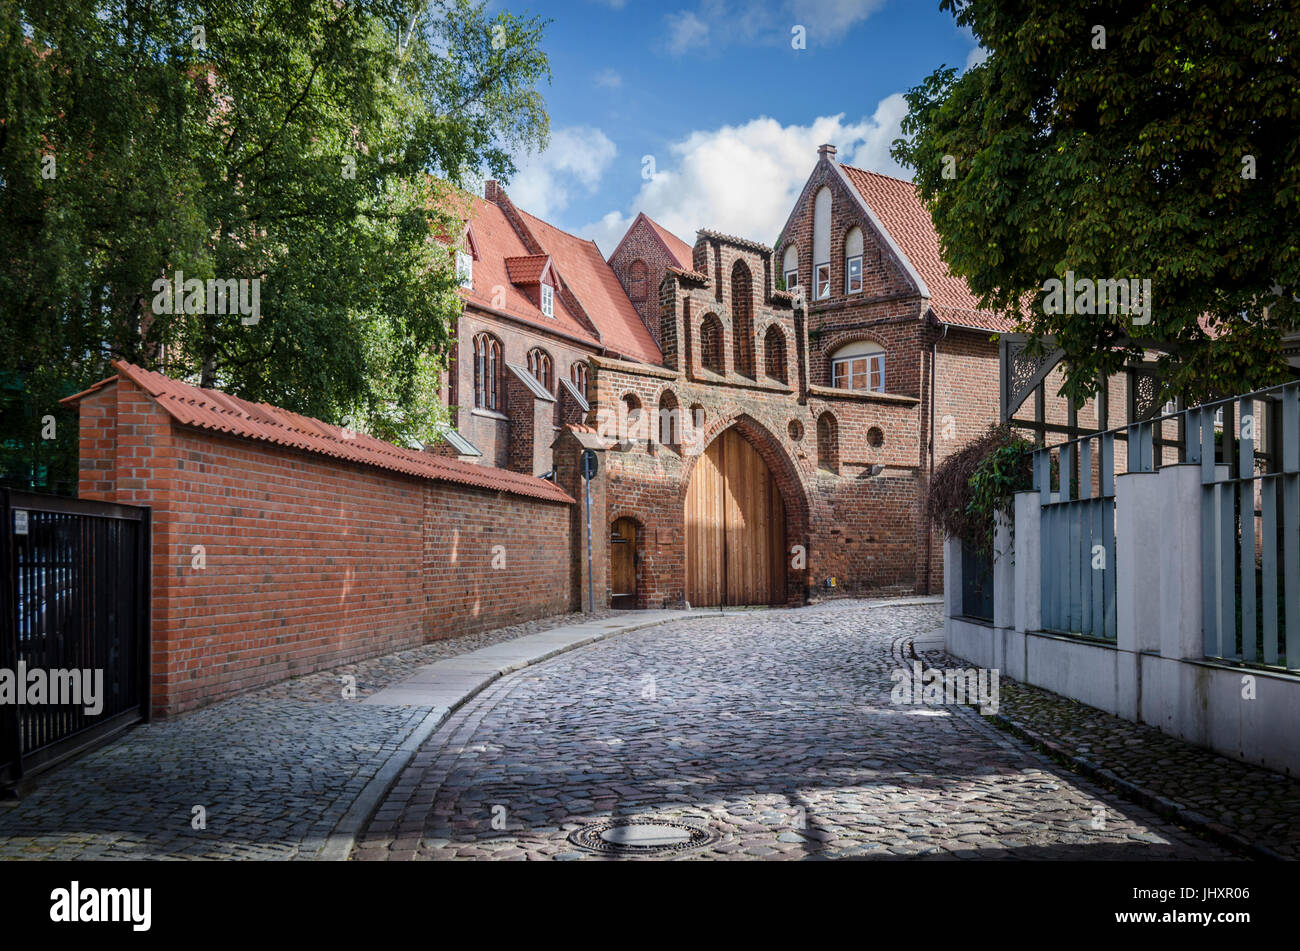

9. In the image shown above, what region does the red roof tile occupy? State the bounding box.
[519,210,663,365]
[839,165,1017,334]
[504,254,551,284]
[643,215,694,269]
[65,363,573,504]
[458,195,601,345]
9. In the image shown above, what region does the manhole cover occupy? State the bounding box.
[568,817,719,856]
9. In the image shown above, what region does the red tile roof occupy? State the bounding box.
[839,164,1017,334]
[458,195,601,345]
[504,254,551,284]
[64,362,573,504]
[643,215,694,269]
[519,209,663,365]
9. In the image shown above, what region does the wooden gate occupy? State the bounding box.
[685,428,786,606]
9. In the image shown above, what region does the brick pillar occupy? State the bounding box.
[553,427,609,612]
[659,278,682,371]
[504,367,555,477]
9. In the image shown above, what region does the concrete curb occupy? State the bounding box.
[316,611,717,861]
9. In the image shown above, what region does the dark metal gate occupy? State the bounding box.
[960,540,994,622]
[1,490,150,782]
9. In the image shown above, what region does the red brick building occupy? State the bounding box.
[436,146,1034,607]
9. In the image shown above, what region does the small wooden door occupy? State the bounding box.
[684,428,786,606]
[611,517,638,608]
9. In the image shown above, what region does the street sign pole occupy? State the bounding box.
[580,450,598,614]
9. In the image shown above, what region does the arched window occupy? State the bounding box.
[844,226,864,294]
[657,389,680,447]
[731,261,755,378]
[527,347,553,391]
[473,332,502,410]
[700,314,724,375]
[622,393,643,442]
[831,340,885,393]
[764,325,788,383]
[813,186,832,300]
[628,259,649,301]
[570,360,588,394]
[782,244,799,291]
[817,412,839,473]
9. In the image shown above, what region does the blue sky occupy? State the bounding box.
[497,0,984,254]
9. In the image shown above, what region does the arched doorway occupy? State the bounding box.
[610,517,639,609]
[684,427,787,606]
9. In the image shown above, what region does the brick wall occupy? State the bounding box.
[75,375,573,716]
[607,216,683,348]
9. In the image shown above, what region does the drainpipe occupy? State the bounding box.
[925,323,949,595]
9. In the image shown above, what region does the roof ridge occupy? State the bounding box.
[840,163,917,188]
[519,208,600,247]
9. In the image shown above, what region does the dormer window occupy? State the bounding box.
[541,284,554,318]
[456,250,473,289]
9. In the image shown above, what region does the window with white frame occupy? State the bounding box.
[456,250,473,289]
[782,244,798,290]
[844,227,863,294]
[830,340,885,393]
[813,186,832,300]
[815,264,831,300]
[540,283,554,317]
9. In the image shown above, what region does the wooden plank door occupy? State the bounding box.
[685,429,786,606]
[611,517,637,608]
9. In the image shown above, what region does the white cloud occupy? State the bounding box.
[965,44,988,70]
[593,68,622,89]
[662,0,884,55]
[789,0,886,38]
[578,95,911,253]
[508,126,617,221]
[665,10,710,55]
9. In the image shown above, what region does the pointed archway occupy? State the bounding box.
[682,418,807,606]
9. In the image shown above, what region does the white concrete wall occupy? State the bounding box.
[942,460,1300,777]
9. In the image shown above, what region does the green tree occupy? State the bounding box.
[0,0,550,490]
[892,0,1300,406]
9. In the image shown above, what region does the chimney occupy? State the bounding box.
[817,143,837,162]
[484,179,503,204]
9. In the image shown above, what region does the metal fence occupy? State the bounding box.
[1028,380,1300,669]
[1033,430,1118,640]
[1,490,151,782]
[1193,384,1300,670]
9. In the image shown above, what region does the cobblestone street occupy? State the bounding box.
[355,602,1240,860]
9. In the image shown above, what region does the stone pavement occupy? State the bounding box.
[354,601,1241,860]
[913,641,1300,861]
[0,609,689,860]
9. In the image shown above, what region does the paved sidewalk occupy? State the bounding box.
[914,638,1300,860]
[0,609,699,860]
